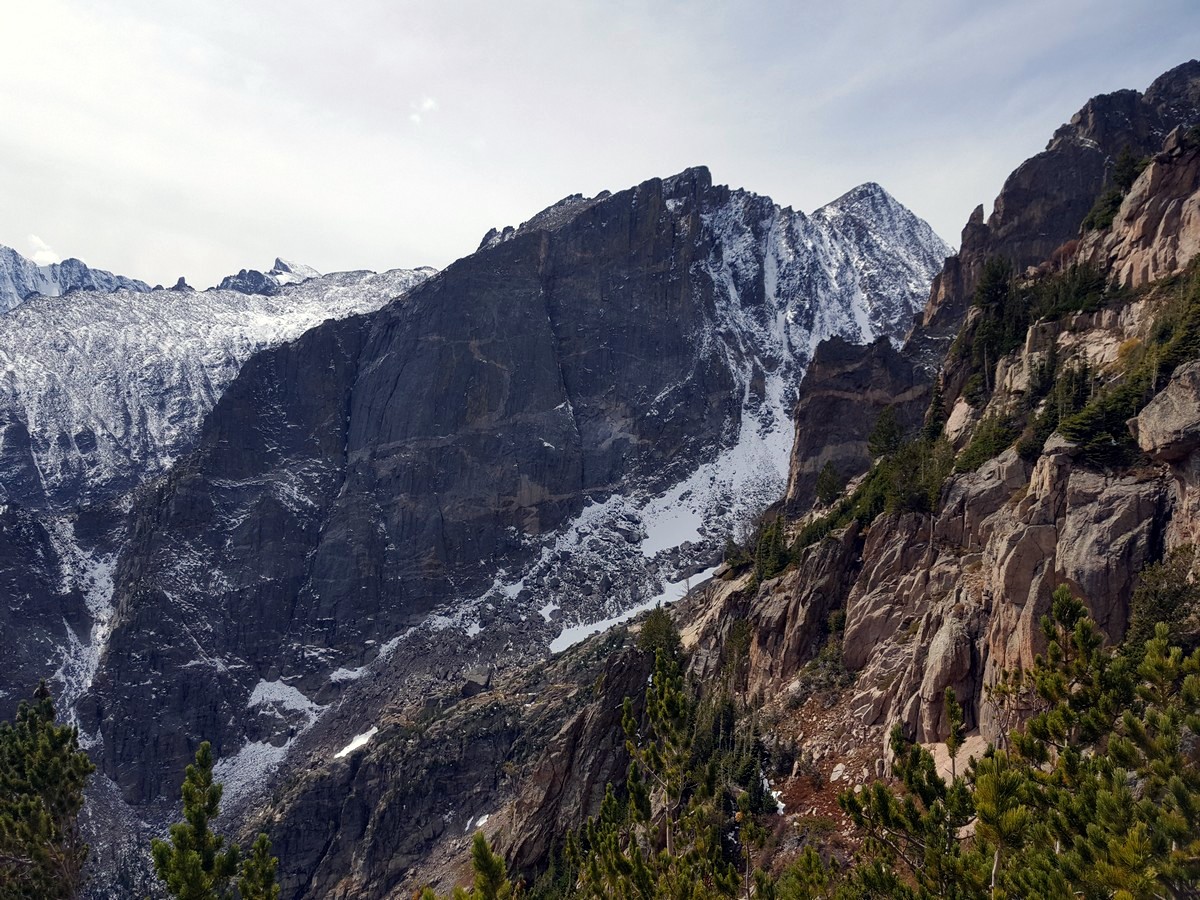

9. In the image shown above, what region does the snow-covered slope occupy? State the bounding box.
[0,266,435,509]
[0,245,151,314]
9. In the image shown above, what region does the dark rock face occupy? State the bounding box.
[0,504,89,712]
[75,166,945,812]
[785,337,927,511]
[217,268,282,295]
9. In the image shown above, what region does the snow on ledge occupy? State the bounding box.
[334,725,379,759]
[549,565,718,654]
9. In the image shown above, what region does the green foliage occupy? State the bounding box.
[638,607,682,662]
[0,681,95,899]
[1126,545,1200,654]
[1082,188,1125,232]
[831,588,1200,898]
[868,406,903,458]
[471,832,515,900]
[794,436,954,553]
[152,742,241,900]
[840,723,985,899]
[955,260,1111,419]
[1015,361,1090,461]
[969,258,1023,377]
[723,512,792,581]
[568,647,742,899]
[237,834,280,900]
[1114,145,1150,193]
[754,516,791,582]
[1060,259,1200,465]
[815,460,844,507]
[422,832,519,900]
[1083,147,1149,232]
[921,381,948,443]
[954,415,1017,473]
[152,741,280,900]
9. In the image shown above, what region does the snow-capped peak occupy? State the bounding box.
[269,258,322,284]
[0,265,436,509]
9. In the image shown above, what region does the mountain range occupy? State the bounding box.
[4,58,1200,900]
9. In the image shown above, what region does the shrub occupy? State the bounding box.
[955,415,1018,472]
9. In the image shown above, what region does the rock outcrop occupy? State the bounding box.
[0,244,151,314]
[1083,126,1200,288]
[785,337,927,511]
[915,60,1200,359]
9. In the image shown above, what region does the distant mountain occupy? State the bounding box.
[0,266,436,511]
[216,257,327,295]
[0,245,151,313]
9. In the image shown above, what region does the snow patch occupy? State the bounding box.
[248,679,325,725]
[334,726,379,759]
[549,565,718,654]
[214,740,291,805]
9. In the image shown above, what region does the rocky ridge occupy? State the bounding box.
[0,244,151,314]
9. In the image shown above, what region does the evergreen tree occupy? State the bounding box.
[151,741,241,900]
[868,406,903,459]
[814,461,843,507]
[0,680,95,899]
[470,831,515,900]
[237,833,280,900]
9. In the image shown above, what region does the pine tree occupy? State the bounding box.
[0,680,96,899]
[815,461,843,507]
[868,406,903,458]
[470,831,514,900]
[238,833,281,900]
[151,741,241,900]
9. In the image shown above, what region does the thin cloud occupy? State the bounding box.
[27,234,61,266]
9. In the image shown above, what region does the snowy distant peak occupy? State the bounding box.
[0,244,151,314]
[269,258,321,285]
[814,181,953,257]
[214,257,322,294]
[0,265,436,509]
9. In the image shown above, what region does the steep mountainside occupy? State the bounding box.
[59,166,948,891]
[916,60,1200,358]
[0,244,151,314]
[293,64,1200,900]
[690,70,1200,839]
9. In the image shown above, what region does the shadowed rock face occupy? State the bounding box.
[785,336,927,511]
[74,166,946,808]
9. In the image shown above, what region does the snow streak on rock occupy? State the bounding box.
[44,516,117,725]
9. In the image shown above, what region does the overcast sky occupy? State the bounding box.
[3,0,1198,287]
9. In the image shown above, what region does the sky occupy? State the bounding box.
[2,0,1199,288]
